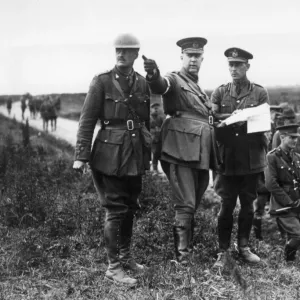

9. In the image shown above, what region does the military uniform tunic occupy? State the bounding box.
[211,81,269,175]
[147,68,215,217]
[75,67,150,177]
[265,147,300,216]
[265,147,300,248]
[75,66,150,212]
[211,80,269,250]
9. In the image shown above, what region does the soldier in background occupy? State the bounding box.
[143,37,219,264]
[40,96,52,132]
[21,95,27,120]
[252,105,297,240]
[265,124,300,262]
[272,106,297,149]
[211,47,269,268]
[28,97,37,119]
[150,102,165,173]
[6,97,12,115]
[73,33,150,285]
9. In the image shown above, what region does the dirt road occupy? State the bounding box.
[0,101,99,146]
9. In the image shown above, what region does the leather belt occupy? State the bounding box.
[174,111,213,124]
[102,120,145,131]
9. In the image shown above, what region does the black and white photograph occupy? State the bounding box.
[0,0,300,299]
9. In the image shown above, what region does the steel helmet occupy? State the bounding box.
[113,33,140,48]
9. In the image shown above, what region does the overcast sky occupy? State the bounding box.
[1,0,300,95]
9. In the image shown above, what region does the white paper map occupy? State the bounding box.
[223,103,271,133]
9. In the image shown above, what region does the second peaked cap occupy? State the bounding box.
[176,37,207,54]
[225,47,253,62]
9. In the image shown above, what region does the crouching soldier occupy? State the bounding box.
[265,124,300,262]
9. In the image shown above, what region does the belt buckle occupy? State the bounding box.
[127,120,134,131]
[209,115,213,125]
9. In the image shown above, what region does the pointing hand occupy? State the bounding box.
[142,55,158,75]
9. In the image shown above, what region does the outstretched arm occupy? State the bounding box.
[142,55,171,95]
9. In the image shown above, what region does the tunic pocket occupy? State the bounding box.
[104,94,128,119]
[161,118,202,162]
[220,100,232,114]
[90,130,124,175]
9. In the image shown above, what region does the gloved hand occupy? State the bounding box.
[142,55,158,75]
[290,199,300,208]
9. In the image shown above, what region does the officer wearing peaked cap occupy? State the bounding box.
[272,106,298,149]
[143,37,220,264]
[211,47,269,268]
[265,124,300,261]
[73,33,151,285]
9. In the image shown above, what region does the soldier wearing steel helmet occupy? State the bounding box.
[143,37,220,264]
[73,33,151,285]
[211,47,269,269]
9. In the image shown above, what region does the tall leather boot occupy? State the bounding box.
[104,214,137,285]
[285,244,297,262]
[173,219,192,264]
[217,215,233,251]
[119,211,145,273]
[253,217,263,240]
[284,238,300,262]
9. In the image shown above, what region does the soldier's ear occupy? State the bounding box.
[246,63,250,71]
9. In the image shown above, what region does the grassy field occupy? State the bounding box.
[1,116,300,299]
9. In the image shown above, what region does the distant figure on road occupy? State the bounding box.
[48,97,58,131]
[54,96,61,112]
[21,96,27,120]
[6,97,12,115]
[28,97,37,119]
[40,96,57,132]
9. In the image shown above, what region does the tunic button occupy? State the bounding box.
[129,95,133,98]
[104,140,108,142]
[132,134,136,137]
[236,133,239,136]
[237,100,240,103]
[281,166,284,169]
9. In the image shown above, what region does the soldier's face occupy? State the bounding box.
[229,62,250,80]
[181,53,203,75]
[151,106,159,114]
[116,48,138,68]
[281,134,298,149]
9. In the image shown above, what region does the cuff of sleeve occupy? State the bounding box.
[146,69,159,81]
[74,145,91,162]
